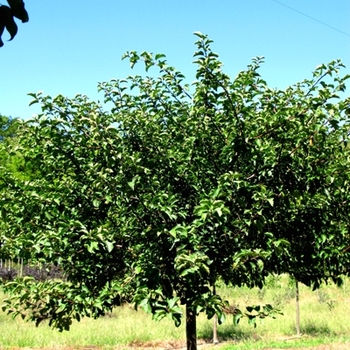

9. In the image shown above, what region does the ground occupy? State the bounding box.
[7,345,350,350]
[107,341,350,350]
[7,342,350,350]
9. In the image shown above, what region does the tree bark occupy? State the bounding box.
[212,283,219,344]
[186,304,197,350]
[213,314,219,344]
[295,279,301,336]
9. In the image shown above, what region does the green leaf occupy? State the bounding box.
[167,297,180,309]
[92,199,100,208]
[138,299,152,314]
[234,311,243,325]
[155,53,166,60]
[56,304,66,314]
[127,176,137,190]
[105,241,114,253]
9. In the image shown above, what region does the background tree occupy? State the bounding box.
[252,64,350,334]
[0,114,32,262]
[0,0,28,47]
[0,115,22,193]
[0,114,18,139]
[1,33,350,350]
[0,114,33,180]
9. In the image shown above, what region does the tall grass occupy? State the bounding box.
[216,275,350,349]
[1,275,350,349]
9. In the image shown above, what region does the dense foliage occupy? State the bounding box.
[1,33,349,350]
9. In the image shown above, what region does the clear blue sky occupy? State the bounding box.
[1,0,349,119]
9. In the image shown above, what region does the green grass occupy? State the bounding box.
[1,275,350,349]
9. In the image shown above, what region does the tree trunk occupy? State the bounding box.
[212,283,219,344]
[186,304,197,350]
[295,279,301,336]
[213,314,219,344]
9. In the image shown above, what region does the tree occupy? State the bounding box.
[0,115,19,178]
[0,114,32,261]
[0,114,19,140]
[1,33,350,350]
[0,0,28,47]
[0,114,33,180]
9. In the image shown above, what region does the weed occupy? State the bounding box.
[317,289,336,311]
[264,274,282,289]
[257,287,265,301]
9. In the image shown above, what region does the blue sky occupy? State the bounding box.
[1,0,349,119]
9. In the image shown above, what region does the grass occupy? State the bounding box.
[1,275,350,349]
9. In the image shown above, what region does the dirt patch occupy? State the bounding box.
[125,339,215,349]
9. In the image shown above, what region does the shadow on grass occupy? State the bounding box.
[290,321,337,337]
[299,322,334,336]
[198,322,258,343]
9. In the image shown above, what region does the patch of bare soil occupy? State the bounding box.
[127,339,224,350]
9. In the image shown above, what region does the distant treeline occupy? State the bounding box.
[0,260,64,282]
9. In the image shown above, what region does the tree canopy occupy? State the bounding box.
[0,0,28,47]
[1,33,350,350]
